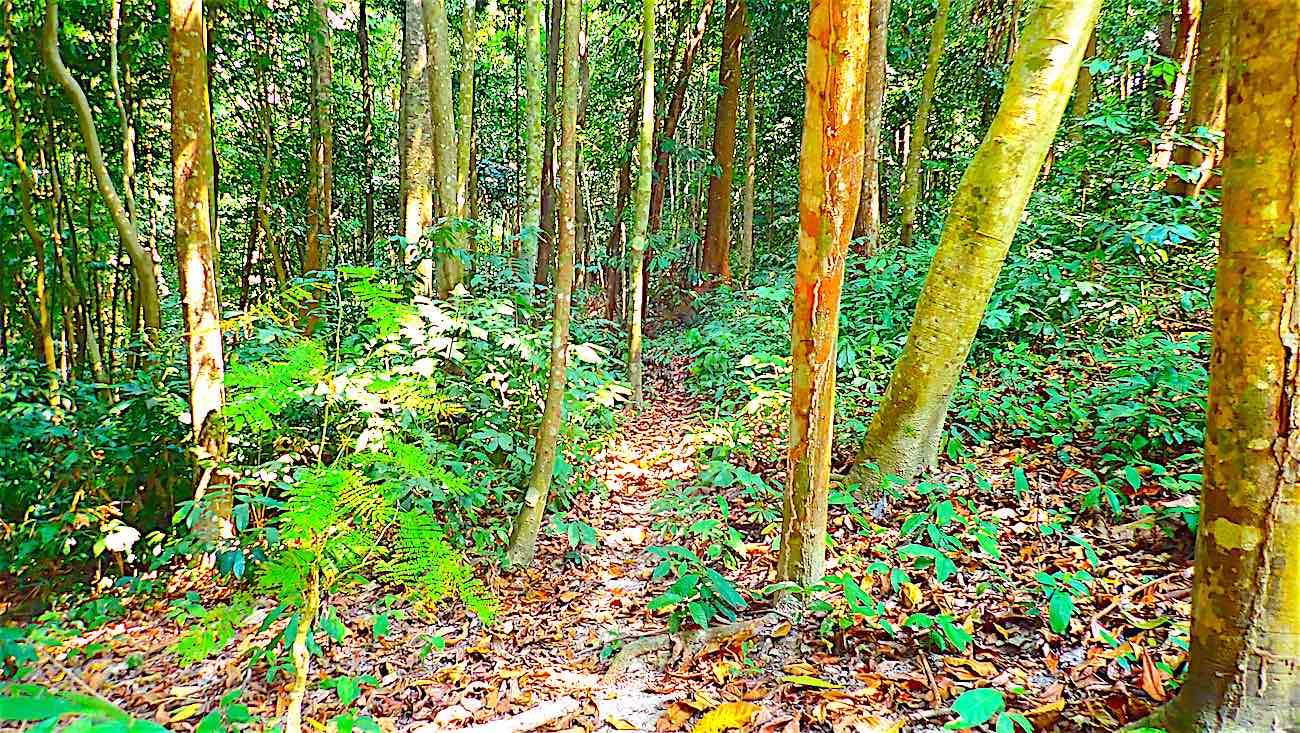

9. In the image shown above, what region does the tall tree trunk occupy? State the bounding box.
[1151,0,1200,171]
[401,0,436,294]
[627,0,654,411]
[649,0,714,232]
[897,0,948,248]
[737,45,755,285]
[506,0,579,569]
[776,0,870,587]
[700,0,745,278]
[519,0,544,287]
[850,0,1101,484]
[424,0,462,296]
[1069,31,1096,141]
[41,0,161,341]
[170,0,229,523]
[306,0,333,273]
[254,13,284,288]
[535,0,561,285]
[359,0,375,257]
[605,90,641,322]
[1171,0,1227,197]
[1164,4,1300,729]
[851,0,890,249]
[456,0,477,218]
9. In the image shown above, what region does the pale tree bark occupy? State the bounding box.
[737,41,755,285]
[850,0,1101,484]
[456,0,477,218]
[424,0,462,296]
[1151,0,1201,172]
[1171,0,1228,197]
[851,0,889,250]
[3,3,58,404]
[401,0,436,293]
[1069,31,1096,141]
[897,0,948,248]
[1162,4,1300,729]
[518,0,544,287]
[627,0,654,411]
[171,0,229,521]
[109,0,138,234]
[776,0,871,587]
[306,0,334,274]
[700,0,745,278]
[505,0,578,569]
[42,0,161,341]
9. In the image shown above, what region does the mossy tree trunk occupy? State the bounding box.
[850,0,1100,485]
[851,0,889,251]
[700,0,745,278]
[627,0,654,411]
[897,0,948,249]
[1164,4,1300,729]
[170,0,229,521]
[505,0,579,569]
[776,0,871,586]
[401,0,436,294]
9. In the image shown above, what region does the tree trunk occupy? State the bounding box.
[700,0,745,278]
[1069,31,1096,141]
[1171,0,1227,197]
[401,0,436,294]
[254,14,285,288]
[170,0,229,522]
[1151,0,1200,172]
[776,0,871,587]
[850,0,1100,484]
[737,45,756,285]
[605,90,641,322]
[627,0,654,411]
[1165,5,1300,728]
[425,0,461,296]
[519,0,544,287]
[306,0,333,274]
[41,0,161,342]
[456,0,477,218]
[649,0,714,232]
[851,0,890,250]
[897,0,948,248]
[535,0,561,286]
[505,0,579,569]
[359,0,375,258]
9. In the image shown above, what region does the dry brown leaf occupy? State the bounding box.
[691,702,762,733]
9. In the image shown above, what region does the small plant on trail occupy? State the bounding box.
[945,687,1033,732]
[1035,569,1094,634]
[646,545,747,631]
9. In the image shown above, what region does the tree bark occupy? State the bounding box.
[737,42,755,285]
[776,0,871,587]
[1171,0,1228,197]
[359,0,375,258]
[535,0,561,285]
[424,0,461,296]
[1165,4,1300,728]
[505,0,579,569]
[649,0,714,232]
[401,0,436,293]
[851,0,890,250]
[519,0,544,287]
[170,0,229,520]
[456,0,477,218]
[1069,31,1096,141]
[1151,0,1200,172]
[41,0,161,341]
[700,0,745,278]
[897,0,948,248]
[627,0,654,411]
[306,0,334,274]
[850,0,1100,484]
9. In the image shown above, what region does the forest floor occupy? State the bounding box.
[16,359,1195,733]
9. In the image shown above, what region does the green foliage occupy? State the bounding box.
[0,683,167,733]
[647,545,748,631]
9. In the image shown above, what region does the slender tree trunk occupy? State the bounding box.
[456,0,477,218]
[700,0,745,278]
[605,90,640,322]
[737,46,755,285]
[424,0,462,296]
[776,0,871,587]
[306,0,334,273]
[1171,0,1228,197]
[851,0,890,249]
[535,0,561,285]
[627,0,654,411]
[897,0,948,248]
[1069,31,1096,141]
[850,0,1101,484]
[171,0,229,522]
[401,0,436,293]
[42,0,161,341]
[359,0,375,257]
[519,0,544,287]
[1151,0,1200,172]
[1164,4,1300,729]
[649,0,714,232]
[254,14,284,288]
[506,0,579,569]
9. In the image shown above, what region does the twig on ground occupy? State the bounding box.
[603,612,781,681]
[1088,567,1193,631]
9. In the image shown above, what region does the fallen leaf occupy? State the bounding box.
[691,702,761,733]
[780,675,841,689]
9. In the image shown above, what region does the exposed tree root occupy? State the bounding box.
[1119,704,1166,732]
[411,697,580,733]
[603,612,782,681]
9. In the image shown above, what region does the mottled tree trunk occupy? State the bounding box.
[401,0,436,293]
[424,0,462,296]
[627,0,654,411]
[700,0,745,278]
[1151,0,1200,171]
[776,0,871,587]
[519,0,544,287]
[506,0,579,569]
[851,0,1100,484]
[1165,5,1300,729]
[1171,0,1228,197]
[306,0,333,274]
[170,0,229,521]
[42,0,161,341]
[851,0,889,250]
[897,0,948,248]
